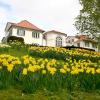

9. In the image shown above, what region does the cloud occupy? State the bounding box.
[0,0,12,41]
[0,1,11,11]
[0,0,81,41]
[11,0,81,31]
[0,9,7,40]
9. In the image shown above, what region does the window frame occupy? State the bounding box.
[92,43,97,48]
[17,29,25,36]
[85,41,90,47]
[56,36,62,47]
[77,43,80,47]
[32,31,40,38]
[72,39,74,42]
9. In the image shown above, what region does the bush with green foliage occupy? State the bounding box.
[7,36,24,44]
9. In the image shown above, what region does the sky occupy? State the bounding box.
[0,0,82,41]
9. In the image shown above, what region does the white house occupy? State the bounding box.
[2,20,98,51]
[43,30,67,47]
[66,35,98,51]
[3,20,44,46]
[3,20,67,47]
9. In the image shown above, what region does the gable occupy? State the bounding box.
[44,30,67,36]
[5,20,45,32]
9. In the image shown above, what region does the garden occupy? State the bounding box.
[0,42,100,100]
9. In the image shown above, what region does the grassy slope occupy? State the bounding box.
[0,88,100,100]
[0,47,29,58]
[0,46,100,100]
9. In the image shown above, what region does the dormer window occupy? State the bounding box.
[17,29,25,36]
[32,32,40,38]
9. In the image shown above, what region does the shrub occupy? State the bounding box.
[7,36,24,44]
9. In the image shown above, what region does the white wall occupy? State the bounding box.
[45,32,67,47]
[43,39,46,46]
[66,37,98,51]
[66,36,78,46]
[11,27,43,45]
[82,41,98,51]
[75,41,98,51]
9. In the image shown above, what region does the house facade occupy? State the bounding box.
[2,20,99,51]
[66,35,98,51]
[3,20,67,47]
[3,20,44,46]
[43,30,67,47]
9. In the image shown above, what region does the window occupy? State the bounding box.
[17,29,25,36]
[9,30,12,36]
[68,40,70,43]
[92,43,97,48]
[72,39,74,42]
[85,42,89,47]
[77,43,80,47]
[32,32,40,38]
[32,43,39,46]
[56,37,62,47]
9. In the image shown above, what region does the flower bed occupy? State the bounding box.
[0,52,100,93]
[29,46,100,62]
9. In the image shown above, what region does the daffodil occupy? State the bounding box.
[48,67,57,75]
[42,70,46,74]
[96,68,100,74]
[60,68,66,74]
[0,66,2,70]
[22,68,27,75]
[7,64,14,72]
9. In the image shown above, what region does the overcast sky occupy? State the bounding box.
[0,0,81,41]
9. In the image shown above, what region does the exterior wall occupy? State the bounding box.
[43,39,46,46]
[4,27,67,47]
[9,27,43,45]
[45,32,67,47]
[4,24,99,51]
[80,41,84,47]
[66,36,98,51]
[75,41,98,51]
[82,41,98,51]
[66,37,78,46]
[3,27,13,43]
[66,43,72,46]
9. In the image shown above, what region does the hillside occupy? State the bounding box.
[0,43,100,99]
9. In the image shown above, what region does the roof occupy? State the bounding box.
[5,20,44,32]
[66,36,75,39]
[75,35,97,43]
[44,30,67,36]
[75,35,88,39]
[75,39,97,43]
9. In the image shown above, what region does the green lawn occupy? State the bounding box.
[0,46,29,58]
[0,88,100,100]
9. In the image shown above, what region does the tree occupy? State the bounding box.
[75,0,100,51]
